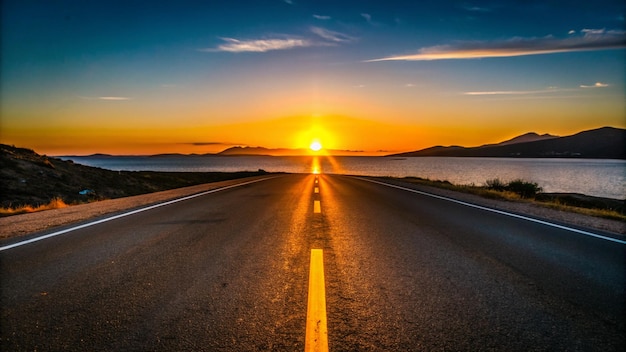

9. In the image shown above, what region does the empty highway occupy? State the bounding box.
[1,174,624,351]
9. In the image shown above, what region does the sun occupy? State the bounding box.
[309,140,323,152]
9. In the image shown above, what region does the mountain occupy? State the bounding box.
[390,127,625,159]
[216,146,370,156]
[217,146,308,156]
[489,132,558,146]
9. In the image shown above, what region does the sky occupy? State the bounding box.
[1,0,625,155]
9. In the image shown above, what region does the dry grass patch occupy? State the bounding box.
[397,176,625,222]
[0,197,68,217]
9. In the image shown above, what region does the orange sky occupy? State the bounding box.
[3,87,623,156]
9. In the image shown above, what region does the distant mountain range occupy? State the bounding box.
[62,126,625,159]
[216,146,308,156]
[389,127,625,159]
[66,146,369,158]
[216,146,370,156]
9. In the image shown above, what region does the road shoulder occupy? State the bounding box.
[0,175,275,240]
[362,176,625,236]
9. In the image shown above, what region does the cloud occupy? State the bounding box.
[78,96,132,101]
[184,142,229,146]
[310,26,354,43]
[283,0,293,4]
[202,37,311,53]
[581,28,606,35]
[463,89,560,96]
[366,28,626,61]
[361,13,379,25]
[98,96,131,100]
[463,6,492,12]
[202,27,354,53]
[464,84,610,96]
[580,82,609,88]
[313,14,331,20]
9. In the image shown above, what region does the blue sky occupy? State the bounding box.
[1,0,625,154]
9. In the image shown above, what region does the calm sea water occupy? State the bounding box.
[63,156,626,199]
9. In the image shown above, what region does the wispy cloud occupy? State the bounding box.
[283,0,293,4]
[366,28,626,61]
[580,82,609,88]
[98,96,131,100]
[461,88,590,101]
[462,6,492,12]
[79,96,132,101]
[463,89,564,96]
[183,142,230,146]
[313,14,331,20]
[310,26,354,43]
[361,13,372,23]
[464,83,610,96]
[202,37,310,53]
[201,26,354,53]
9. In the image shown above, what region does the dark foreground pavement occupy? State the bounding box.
[1,174,624,351]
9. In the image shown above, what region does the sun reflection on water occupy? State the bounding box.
[311,156,321,174]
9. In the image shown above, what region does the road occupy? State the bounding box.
[1,174,624,351]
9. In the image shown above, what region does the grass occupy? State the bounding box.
[0,197,68,217]
[539,201,626,221]
[397,176,626,222]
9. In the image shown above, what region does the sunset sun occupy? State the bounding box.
[310,140,323,152]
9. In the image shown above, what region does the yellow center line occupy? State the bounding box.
[313,200,321,213]
[305,249,328,352]
[314,187,319,193]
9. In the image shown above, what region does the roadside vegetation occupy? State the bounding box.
[0,169,271,218]
[0,197,69,216]
[397,177,625,222]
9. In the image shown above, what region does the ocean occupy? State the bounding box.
[61,155,626,200]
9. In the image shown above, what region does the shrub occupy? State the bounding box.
[485,178,507,192]
[507,179,542,198]
[485,178,542,198]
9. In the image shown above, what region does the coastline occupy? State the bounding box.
[1,174,623,241]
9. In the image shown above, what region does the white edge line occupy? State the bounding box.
[0,177,278,251]
[355,177,626,245]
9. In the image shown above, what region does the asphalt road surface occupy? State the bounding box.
[1,174,624,351]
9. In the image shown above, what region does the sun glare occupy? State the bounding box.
[310,140,323,152]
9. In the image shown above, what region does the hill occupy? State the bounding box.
[217,146,308,156]
[488,132,558,146]
[390,127,625,159]
[0,144,268,210]
[216,146,370,156]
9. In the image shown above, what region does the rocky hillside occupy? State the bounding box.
[0,144,267,209]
